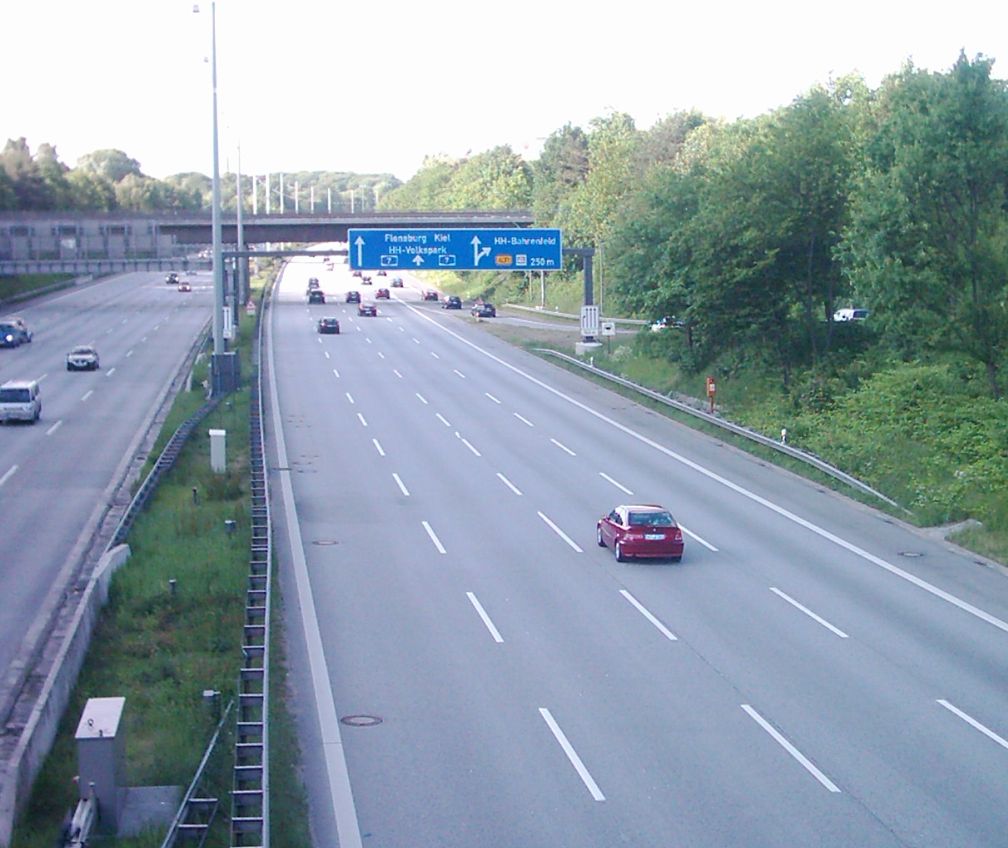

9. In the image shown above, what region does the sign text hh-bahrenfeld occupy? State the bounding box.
[348,228,562,271]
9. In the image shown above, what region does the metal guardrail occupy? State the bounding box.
[229,288,272,848]
[160,698,235,848]
[535,348,902,509]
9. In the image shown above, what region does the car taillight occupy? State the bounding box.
[672,528,682,541]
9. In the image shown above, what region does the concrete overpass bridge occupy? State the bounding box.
[0,210,535,275]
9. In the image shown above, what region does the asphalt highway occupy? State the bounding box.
[268,257,1008,848]
[0,272,211,698]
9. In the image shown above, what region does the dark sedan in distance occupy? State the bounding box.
[422,290,439,301]
[471,302,497,318]
[442,295,462,310]
[376,288,390,299]
[345,291,361,303]
[317,317,341,334]
[358,303,377,317]
[597,504,684,562]
[308,290,326,304]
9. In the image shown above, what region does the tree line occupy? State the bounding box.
[0,141,399,216]
[381,53,1008,400]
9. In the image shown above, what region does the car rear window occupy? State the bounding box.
[628,511,674,527]
[0,388,30,403]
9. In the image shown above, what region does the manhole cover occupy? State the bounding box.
[313,539,340,546]
[340,714,383,727]
[899,551,924,558]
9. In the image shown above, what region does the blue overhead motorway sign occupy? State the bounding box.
[348,228,562,271]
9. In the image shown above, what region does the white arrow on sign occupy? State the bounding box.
[354,235,365,267]
[412,254,425,266]
[471,236,491,267]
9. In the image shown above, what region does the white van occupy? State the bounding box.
[833,307,869,322]
[0,379,42,423]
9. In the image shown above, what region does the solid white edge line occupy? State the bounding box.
[513,412,534,427]
[496,472,523,495]
[267,287,364,848]
[400,300,1008,637]
[416,392,428,404]
[485,392,501,404]
[599,471,633,495]
[619,590,677,640]
[679,524,718,551]
[741,704,841,792]
[356,413,367,427]
[770,587,849,638]
[393,472,410,497]
[460,436,481,457]
[467,592,504,643]
[0,465,17,487]
[937,700,1008,750]
[550,438,576,456]
[436,413,451,427]
[538,511,583,552]
[538,708,605,801]
[372,438,385,457]
[422,520,447,554]
[46,420,63,436]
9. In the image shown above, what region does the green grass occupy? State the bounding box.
[11,269,311,848]
[0,274,75,303]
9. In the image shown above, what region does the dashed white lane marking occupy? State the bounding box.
[356,413,368,427]
[538,708,605,801]
[620,590,677,640]
[679,525,718,551]
[46,420,63,436]
[422,520,446,554]
[467,592,504,643]
[496,472,523,495]
[141,336,147,342]
[106,367,116,377]
[378,351,385,359]
[393,369,403,379]
[538,511,583,552]
[393,473,410,496]
[0,465,17,487]
[435,413,451,427]
[416,393,428,405]
[324,351,330,360]
[485,392,501,404]
[412,337,421,344]
[741,705,841,793]
[81,390,94,402]
[372,439,385,457]
[346,393,355,405]
[126,350,133,358]
[366,337,372,344]
[453,369,466,379]
[333,368,340,378]
[937,700,1008,751]
[513,412,534,427]
[770,588,848,638]
[551,438,576,456]
[599,471,633,495]
[431,351,440,359]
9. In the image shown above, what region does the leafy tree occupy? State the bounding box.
[76,149,143,183]
[842,53,1008,398]
[634,110,706,175]
[66,169,117,211]
[380,155,458,210]
[532,123,589,224]
[0,168,15,210]
[1,137,52,209]
[35,142,74,209]
[446,146,531,209]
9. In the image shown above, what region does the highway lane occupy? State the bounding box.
[269,258,1008,847]
[0,271,212,694]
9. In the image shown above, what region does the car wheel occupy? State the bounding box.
[596,526,605,547]
[615,541,628,562]
[67,364,72,371]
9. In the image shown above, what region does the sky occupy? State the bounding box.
[4,0,1006,182]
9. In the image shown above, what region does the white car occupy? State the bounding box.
[67,345,100,371]
[833,307,869,322]
[0,379,41,423]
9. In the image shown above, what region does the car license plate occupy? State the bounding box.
[644,533,665,540]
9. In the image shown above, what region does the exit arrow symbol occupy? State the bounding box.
[412,254,425,266]
[471,236,491,266]
[354,236,365,267]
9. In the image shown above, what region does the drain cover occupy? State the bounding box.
[899,551,924,558]
[341,714,383,727]
[313,539,340,546]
